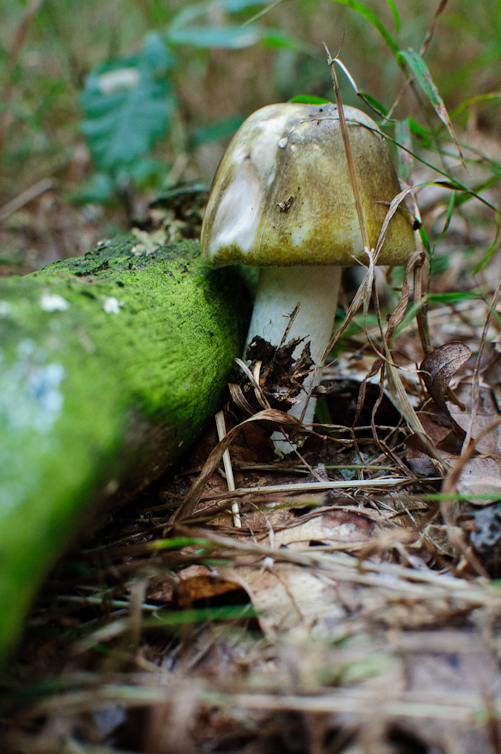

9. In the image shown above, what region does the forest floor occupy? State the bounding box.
[2,125,501,754]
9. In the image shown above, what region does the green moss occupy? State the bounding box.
[0,238,252,663]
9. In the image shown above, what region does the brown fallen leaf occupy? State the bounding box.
[229,563,347,638]
[267,508,379,550]
[420,341,471,444]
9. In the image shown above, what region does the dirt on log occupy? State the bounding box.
[0,237,252,662]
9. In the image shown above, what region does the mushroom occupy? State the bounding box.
[201,102,415,449]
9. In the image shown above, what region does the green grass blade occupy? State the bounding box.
[386,0,400,33]
[398,47,464,165]
[473,225,501,275]
[330,0,399,54]
[243,0,289,26]
[450,92,501,120]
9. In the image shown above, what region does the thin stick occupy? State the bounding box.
[215,410,241,528]
[0,178,53,223]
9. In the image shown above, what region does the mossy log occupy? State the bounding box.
[0,237,252,663]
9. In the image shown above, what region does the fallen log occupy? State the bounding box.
[0,237,252,662]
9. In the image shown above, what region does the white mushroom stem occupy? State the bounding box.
[246,265,341,440]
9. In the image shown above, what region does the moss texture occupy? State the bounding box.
[0,237,252,663]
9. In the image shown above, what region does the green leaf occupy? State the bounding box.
[217,0,268,11]
[167,0,268,46]
[450,92,501,120]
[167,24,261,49]
[289,95,331,105]
[427,291,483,303]
[358,92,387,117]
[259,29,316,53]
[143,604,256,627]
[407,117,432,148]
[80,34,175,171]
[394,118,413,182]
[398,48,464,163]
[330,0,399,54]
[192,116,246,145]
[69,173,116,205]
[166,0,300,52]
[140,31,176,73]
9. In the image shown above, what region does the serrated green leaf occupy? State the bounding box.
[81,82,173,170]
[140,31,175,74]
[80,37,175,171]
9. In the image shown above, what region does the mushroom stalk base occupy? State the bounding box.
[246,265,341,451]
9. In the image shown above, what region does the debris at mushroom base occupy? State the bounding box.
[243,335,314,413]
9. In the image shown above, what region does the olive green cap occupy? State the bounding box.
[201,103,415,268]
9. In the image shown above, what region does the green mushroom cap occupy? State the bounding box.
[201,102,415,268]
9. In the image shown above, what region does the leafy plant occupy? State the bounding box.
[80,33,176,173]
[77,0,306,207]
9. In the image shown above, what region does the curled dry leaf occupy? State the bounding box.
[412,342,471,454]
[421,342,471,416]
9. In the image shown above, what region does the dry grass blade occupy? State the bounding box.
[196,475,412,501]
[24,681,501,724]
[170,410,301,522]
[234,357,271,410]
[0,179,54,224]
[374,187,415,258]
[200,689,499,722]
[330,57,390,119]
[177,527,496,602]
[324,44,371,255]
[420,0,449,56]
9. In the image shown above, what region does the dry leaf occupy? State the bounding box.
[232,564,346,638]
[269,509,378,550]
[421,341,471,418]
